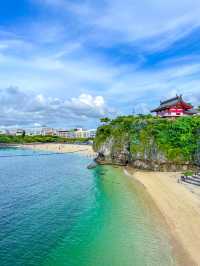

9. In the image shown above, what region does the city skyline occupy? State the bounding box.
[0,127,97,139]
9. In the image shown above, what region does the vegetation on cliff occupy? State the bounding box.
[94,115,200,165]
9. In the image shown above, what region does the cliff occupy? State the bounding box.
[94,116,200,171]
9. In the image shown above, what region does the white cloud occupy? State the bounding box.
[0,45,125,99]
[0,0,200,127]
[65,94,114,118]
[0,87,114,127]
[99,0,200,51]
[36,0,200,52]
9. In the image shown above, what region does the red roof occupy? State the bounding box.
[151,95,193,113]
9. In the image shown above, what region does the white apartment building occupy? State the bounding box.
[41,127,56,136]
[74,129,96,139]
[15,129,25,136]
[0,129,8,135]
[56,130,70,138]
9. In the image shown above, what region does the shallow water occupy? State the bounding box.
[0,148,177,266]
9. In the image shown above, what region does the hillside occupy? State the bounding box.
[94,115,200,171]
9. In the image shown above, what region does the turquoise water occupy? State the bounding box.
[0,148,178,266]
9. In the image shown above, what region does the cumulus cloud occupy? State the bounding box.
[65,94,115,119]
[0,87,114,127]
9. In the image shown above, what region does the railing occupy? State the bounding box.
[180,173,200,187]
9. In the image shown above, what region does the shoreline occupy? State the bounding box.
[18,143,97,157]
[5,142,199,263]
[124,166,200,265]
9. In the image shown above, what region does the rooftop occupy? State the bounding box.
[151,95,193,112]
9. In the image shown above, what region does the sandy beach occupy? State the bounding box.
[125,167,200,265]
[17,143,200,264]
[20,143,97,157]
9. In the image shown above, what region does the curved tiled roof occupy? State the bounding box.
[151,95,193,112]
[184,108,198,115]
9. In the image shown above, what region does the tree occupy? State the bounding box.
[22,130,26,138]
[100,117,111,124]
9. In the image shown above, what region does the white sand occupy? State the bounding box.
[20,143,97,157]
[125,167,200,265]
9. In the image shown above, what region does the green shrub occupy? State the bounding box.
[183,171,194,177]
[94,115,200,163]
[0,135,92,144]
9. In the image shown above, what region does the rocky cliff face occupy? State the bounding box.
[95,137,199,172]
[95,138,130,166]
[94,116,200,172]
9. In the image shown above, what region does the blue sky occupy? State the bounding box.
[1,0,200,128]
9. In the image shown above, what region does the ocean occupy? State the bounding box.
[0,147,177,266]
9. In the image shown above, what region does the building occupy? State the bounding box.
[56,130,70,138]
[0,127,97,139]
[83,129,96,138]
[15,129,25,136]
[73,128,84,138]
[41,127,56,136]
[151,95,198,118]
[5,129,26,136]
[73,128,96,139]
[0,129,8,135]
[26,128,42,136]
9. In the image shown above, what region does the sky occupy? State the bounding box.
[1,0,200,129]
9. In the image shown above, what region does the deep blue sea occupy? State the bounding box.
[0,147,178,266]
